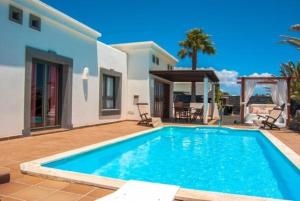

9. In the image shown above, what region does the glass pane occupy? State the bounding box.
[103,75,116,109]
[46,65,59,127]
[106,76,114,97]
[31,63,44,128]
[105,99,114,109]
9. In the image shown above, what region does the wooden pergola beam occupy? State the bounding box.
[237,76,289,80]
[237,81,278,84]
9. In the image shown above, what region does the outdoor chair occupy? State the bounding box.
[190,103,203,121]
[137,103,162,127]
[256,104,285,129]
[174,101,190,121]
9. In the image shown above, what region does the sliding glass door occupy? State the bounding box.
[30,60,62,129]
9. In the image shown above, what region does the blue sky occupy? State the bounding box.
[42,0,300,95]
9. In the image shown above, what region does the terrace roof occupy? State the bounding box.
[149,70,219,82]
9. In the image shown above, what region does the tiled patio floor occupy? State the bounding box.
[0,121,299,201]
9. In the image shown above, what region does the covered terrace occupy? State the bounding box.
[150,69,220,124]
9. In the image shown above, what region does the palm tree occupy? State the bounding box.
[281,24,300,50]
[280,61,300,101]
[178,28,216,101]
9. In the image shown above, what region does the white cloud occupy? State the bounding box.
[215,69,239,86]
[248,72,274,77]
[214,69,274,95]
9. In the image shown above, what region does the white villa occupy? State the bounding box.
[0,0,219,138]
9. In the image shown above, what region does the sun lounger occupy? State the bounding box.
[254,104,285,129]
[96,180,179,201]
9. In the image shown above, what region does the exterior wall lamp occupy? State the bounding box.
[82,66,89,80]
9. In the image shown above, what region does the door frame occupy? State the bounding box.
[30,59,63,130]
[153,79,171,119]
[23,47,73,136]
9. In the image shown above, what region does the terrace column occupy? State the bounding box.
[240,77,245,123]
[203,77,209,124]
[211,83,216,119]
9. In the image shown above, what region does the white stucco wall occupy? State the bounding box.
[125,49,151,120]
[0,1,179,138]
[150,49,176,70]
[97,41,127,122]
[113,43,177,120]
[0,0,100,137]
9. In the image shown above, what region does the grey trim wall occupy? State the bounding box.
[99,68,122,116]
[23,46,73,136]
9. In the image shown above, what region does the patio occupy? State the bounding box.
[0,121,300,201]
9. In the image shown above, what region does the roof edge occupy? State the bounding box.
[111,41,178,62]
[17,0,101,39]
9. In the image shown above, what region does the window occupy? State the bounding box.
[100,68,122,116]
[156,57,159,65]
[103,75,116,109]
[29,14,41,31]
[9,5,23,24]
[167,64,173,70]
[152,55,156,63]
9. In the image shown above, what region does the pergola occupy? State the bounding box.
[237,76,293,125]
[149,70,219,82]
[150,70,219,124]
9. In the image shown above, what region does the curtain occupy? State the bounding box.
[243,80,256,115]
[30,63,36,127]
[271,80,287,123]
[47,65,59,126]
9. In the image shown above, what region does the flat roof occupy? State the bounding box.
[17,0,101,39]
[150,70,219,82]
[111,41,178,63]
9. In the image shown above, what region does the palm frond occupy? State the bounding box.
[177,28,216,61]
[280,61,300,100]
[178,48,188,59]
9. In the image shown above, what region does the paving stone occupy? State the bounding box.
[62,183,95,195]
[0,182,29,195]
[12,186,55,201]
[42,191,81,201]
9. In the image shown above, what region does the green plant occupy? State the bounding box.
[280,61,300,101]
[214,84,223,109]
[178,28,216,101]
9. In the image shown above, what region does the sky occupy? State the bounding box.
[41,0,300,95]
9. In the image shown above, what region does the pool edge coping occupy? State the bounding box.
[20,125,297,201]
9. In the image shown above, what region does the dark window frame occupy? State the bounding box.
[23,46,73,136]
[156,57,159,65]
[9,5,23,25]
[152,55,156,63]
[103,75,116,109]
[29,14,41,31]
[99,68,122,116]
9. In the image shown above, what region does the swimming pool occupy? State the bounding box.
[31,127,300,200]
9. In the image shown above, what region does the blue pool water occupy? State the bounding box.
[43,127,300,200]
